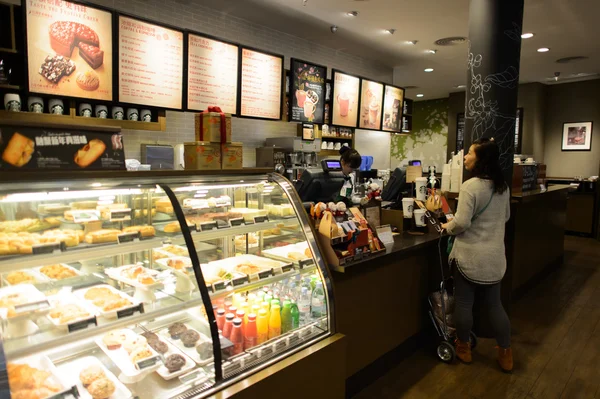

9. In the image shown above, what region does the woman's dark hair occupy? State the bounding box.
[471,138,507,194]
[339,146,362,169]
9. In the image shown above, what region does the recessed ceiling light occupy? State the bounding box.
[521,32,535,39]
[424,68,434,72]
[425,49,437,54]
[385,29,397,34]
[346,11,359,17]
[537,47,550,52]
[406,40,418,45]
[416,94,424,98]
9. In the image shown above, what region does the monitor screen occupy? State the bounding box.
[326,160,341,169]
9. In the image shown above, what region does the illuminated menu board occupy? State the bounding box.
[187,34,239,114]
[359,79,384,130]
[332,70,360,128]
[240,48,283,120]
[382,85,405,132]
[118,16,183,109]
[290,58,326,123]
[26,0,113,100]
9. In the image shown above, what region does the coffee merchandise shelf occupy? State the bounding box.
[321,136,352,142]
[0,83,21,90]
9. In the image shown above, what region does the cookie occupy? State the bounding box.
[181,329,200,348]
[165,354,186,373]
[141,331,159,342]
[79,365,105,386]
[76,70,99,91]
[87,377,115,399]
[148,339,168,354]
[168,322,187,339]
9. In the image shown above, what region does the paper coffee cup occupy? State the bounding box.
[414,209,426,227]
[112,106,124,120]
[48,98,64,115]
[402,198,415,218]
[415,177,428,201]
[127,108,139,121]
[27,96,43,113]
[4,93,21,112]
[95,105,108,119]
[79,103,92,117]
[140,109,151,122]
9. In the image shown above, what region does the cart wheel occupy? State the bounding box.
[470,331,478,350]
[437,341,455,363]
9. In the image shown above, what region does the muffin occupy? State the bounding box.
[87,377,116,399]
[102,330,127,350]
[168,322,187,339]
[180,329,200,348]
[79,365,105,386]
[148,339,169,354]
[165,354,186,373]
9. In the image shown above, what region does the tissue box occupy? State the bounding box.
[184,141,221,170]
[194,112,232,143]
[221,142,243,169]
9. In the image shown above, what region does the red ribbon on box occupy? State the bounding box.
[199,106,227,143]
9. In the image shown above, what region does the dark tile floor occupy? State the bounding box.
[353,236,600,399]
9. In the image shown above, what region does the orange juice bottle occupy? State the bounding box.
[257,309,269,344]
[261,301,270,318]
[268,304,281,339]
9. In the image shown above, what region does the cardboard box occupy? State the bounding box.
[221,142,243,169]
[194,112,232,143]
[184,141,221,170]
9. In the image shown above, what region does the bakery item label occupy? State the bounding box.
[0,125,125,170]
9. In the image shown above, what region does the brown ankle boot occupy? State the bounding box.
[455,339,472,363]
[497,346,513,372]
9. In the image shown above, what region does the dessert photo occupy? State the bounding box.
[359,80,384,130]
[332,71,360,127]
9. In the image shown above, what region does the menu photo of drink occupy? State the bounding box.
[240,47,283,120]
[332,70,360,128]
[187,34,239,114]
[359,79,384,130]
[290,59,326,123]
[25,0,113,100]
[118,16,183,109]
[382,84,405,132]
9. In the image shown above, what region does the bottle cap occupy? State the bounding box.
[233,318,242,326]
[258,309,267,316]
[217,308,225,316]
[225,313,235,320]
[248,313,257,320]
[236,310,245,317]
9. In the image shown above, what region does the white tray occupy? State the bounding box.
[207,254,292,281]
[35,263,82,281]
[47,293,97,330]
[57,356,132,399]
[105,264,163,290]
[74,284,141,319]
[158,327,213,367]
[0,284,48,319]
[151,333,196,380]
[11,355,70,396]
[154,256,192,274]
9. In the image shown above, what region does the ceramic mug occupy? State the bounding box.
[140,109,151,122]
[4,93,21,112]
[27,96,44,113]
[79,103,92,117]
[127,108,139,121]
[112,106,124,120]
[48,98,64,115]
[95,105,108,119]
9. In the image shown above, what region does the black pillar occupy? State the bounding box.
[464,0,524,339]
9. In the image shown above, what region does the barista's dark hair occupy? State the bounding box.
[339,146,362,169]
[471,137,507,194]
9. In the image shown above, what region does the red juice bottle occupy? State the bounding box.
[230,318,244,355]
[216,308,226,331]
[236,309,246,336]
[222,313,235,339]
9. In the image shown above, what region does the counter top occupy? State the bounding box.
[512,184,573,202]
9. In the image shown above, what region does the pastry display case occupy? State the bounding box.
[0,170,334,399]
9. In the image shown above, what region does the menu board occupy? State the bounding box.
[26,0,113,100]
[188,34,239,114]
[290,59,326,123]
[359,79,384,130]
[381,85,405,132]
[240,48,283,120]
[332,70,360,127]
[118,16,183,109]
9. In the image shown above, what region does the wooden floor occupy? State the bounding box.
[353,236,600,399]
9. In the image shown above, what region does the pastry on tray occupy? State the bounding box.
[84,229,120,244]
[100,297,132,312]
[7,363,62,397]
[79,365,105,386]
[102,330,127,350]
[0,292,31,318]
[287,252,309,261]
[168,322,187,339]
[49,303,90,324]
[235,264,263,275]
[6,271,37,285]
[130,347,153,365]
[165,354,186,373]
[121,265,143,280]
[87,377,115,399]
[137,273,156,285]
[39,264,78,280]
[167,258,191,270]
[123,336,147,355]
[122,225,156,238]
[84,287,113,300]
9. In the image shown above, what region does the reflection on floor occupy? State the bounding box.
[353,236,600,399]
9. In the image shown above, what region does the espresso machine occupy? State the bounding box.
[264,137,321,181]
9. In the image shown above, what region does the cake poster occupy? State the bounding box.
[0,125,125,170]
[25,0,113,100]
[359,79,384,130]
[188,34,238,114]
[290,59,326,123]
[382,85,405,132]
[118,16,184,109]
[332,70,360,128]
[240,48,283,120]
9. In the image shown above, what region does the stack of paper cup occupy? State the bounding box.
[441,163,451,192]
[450,150,464,192]
[402,197,414,218]
[415,177,428,201]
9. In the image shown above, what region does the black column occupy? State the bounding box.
[464,0,524,339]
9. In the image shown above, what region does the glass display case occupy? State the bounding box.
[0,170,334,399]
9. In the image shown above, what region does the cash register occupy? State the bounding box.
[295,159,347,203]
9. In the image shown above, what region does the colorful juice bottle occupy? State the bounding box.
[290,301,300,330]
[244,313,258,350]
[248,293,257,306]
[228,306,237,315]
[216,308,226,331]
[265,294,273,307]
[257,309,269,344]
[232,293,243,309]
[271,299,280,310]
[256,291,265,305]
[281,300,292,333]
[251,304,261,317]
[261,301,270,318]
[212,304,218,318]
[230,318,244,355]
[236,309,246,335]
[268,304,281,339]
[222,313,235,339]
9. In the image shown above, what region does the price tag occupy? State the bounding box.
[179,370,206,384]
[117,303,144,319]
[117,231,140,244]
[229,218,245,227]
[110,209,132,222]
[375,225,394,246]
[258,269,273,280]
[232,275,249,287]
[47,386,80,399]
[253,215,269,224]
[15,299,50,314]
[71,210,99,223]
[67,316,97,333]
[136,355,162,370]
[287,332,300,346]
[274,339,287,351]
[212,281,226,292]
[199,222,218,232]
[300,325,313,338]
[298,258,314,269]
[32,242,65,255]
[260,345,274,357]
[281,264,294,273]
[223,361,241,375]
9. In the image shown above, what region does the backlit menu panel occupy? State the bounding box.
[118,16,183,109]
[332,70,360,128]
[240,48,283,120]
[187,34,238,113]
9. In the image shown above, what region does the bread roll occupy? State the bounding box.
[85,229,120,244]
[122,225,155,238]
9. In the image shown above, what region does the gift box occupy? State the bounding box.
[221,142,243,169]
[194,106,232,143]
[184,141,221,170]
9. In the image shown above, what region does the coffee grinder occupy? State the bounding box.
[265,137,321,182]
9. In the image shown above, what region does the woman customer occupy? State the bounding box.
[441,138,513,372]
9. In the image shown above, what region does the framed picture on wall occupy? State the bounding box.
[562,121,593,151]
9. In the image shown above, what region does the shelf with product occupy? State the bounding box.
[0,170,334,399]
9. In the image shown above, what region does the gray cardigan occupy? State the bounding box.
[446,178,511,284]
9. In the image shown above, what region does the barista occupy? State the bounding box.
[335,147,362,206]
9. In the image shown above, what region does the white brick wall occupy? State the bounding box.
[86,0,393,166]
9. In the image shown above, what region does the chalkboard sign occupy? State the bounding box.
[456,113,465,153]
[522,165,538,192]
